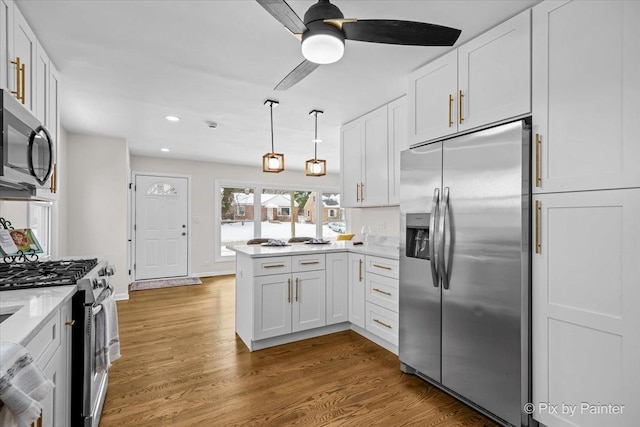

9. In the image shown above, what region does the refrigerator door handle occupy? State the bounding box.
[429,188,440,287]
[439,187,450,290]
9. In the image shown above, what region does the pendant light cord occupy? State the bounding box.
[270,102,275,154]
[314,112,318,160]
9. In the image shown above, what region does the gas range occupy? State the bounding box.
[0,258,114,304]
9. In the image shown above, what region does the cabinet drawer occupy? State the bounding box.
[366,273,398,312]
[365,302,399,346]
[25,310,61,369]
[291,254,325,272]
[253,256,291,276]
[365,256,399,279]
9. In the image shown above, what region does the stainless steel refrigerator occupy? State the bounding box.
[399,119,532,427]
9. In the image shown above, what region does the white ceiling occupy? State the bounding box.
[17,0,540,173]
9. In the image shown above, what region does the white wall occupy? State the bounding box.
[130,155,340,276]
[65,133,129,299]
[55,127,69,256]
[349,206,400,245]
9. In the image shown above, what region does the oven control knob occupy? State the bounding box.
[105,266,116,276]
[98,278,107,288]
[92,279,99,289]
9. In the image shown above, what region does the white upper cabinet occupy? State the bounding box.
[408,10,531,145]
[0,0,14,92]
[407,50,457,145]
[458,10,531,132]
[387,96,407,206]
[340,120,362,208]
[12,4,36,112]
[532,0,640,193]
[35,41,49,125]
[340,105,389,208]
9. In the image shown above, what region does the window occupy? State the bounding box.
[216,183,343,259]
[147,182,177,195]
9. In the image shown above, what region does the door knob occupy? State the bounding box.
[182,224,186,228]
[182,232,186,236]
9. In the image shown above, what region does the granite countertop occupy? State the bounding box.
[228,241,399,260]
[0,286,76,345]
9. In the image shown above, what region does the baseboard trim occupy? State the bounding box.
[193,270,235,278]
[350,324,398,355]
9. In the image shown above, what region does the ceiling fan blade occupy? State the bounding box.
[343,19,461,47]
[256,0,307,36]
[274,60,321,91]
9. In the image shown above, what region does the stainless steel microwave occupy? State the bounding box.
[1,89,53,198]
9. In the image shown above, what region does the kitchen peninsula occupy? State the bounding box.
[230,242,399,353]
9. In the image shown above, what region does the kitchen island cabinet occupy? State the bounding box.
[231,242,399,352]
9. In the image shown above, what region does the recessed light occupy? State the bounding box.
[161,148,170,152]
[165,115,180,122]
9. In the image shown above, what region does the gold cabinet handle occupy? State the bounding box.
[535,133,542,188]
[295,277,299,302]
[359,259,363,282]
[10,57,22,101]
[263,264,285,269]
[372,263,392,271]
[65,320,75,326]
[373,318,392,329]
[535,200,541,254]
[21,62,26,105]
[459,90,464,124]
[373,288,392,296]
[287,278,291,303]
[356,183,360,202]
[300,261,319,265]
[361,182,364,202]
[50,163,57,193]
[448,94,453,127]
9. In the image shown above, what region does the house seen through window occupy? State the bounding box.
[218,186,344,257]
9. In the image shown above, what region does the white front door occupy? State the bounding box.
[135,175,188,280]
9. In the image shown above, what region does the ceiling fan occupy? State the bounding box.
[257,0,462,90]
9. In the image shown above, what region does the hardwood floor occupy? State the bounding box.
[101,275,498,427]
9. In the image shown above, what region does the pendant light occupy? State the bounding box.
[305,110,327,177]
[262,99,285,173]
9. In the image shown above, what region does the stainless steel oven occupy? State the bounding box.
[1,89,53,196]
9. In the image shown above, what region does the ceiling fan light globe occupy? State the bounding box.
[301,33,344,64]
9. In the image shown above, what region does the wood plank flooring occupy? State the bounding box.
[101,275,498,427]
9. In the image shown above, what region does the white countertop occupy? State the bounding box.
[228,241,399,260]
[0,286,76,345]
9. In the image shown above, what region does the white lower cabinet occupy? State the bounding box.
[532,189,640,427]
[363,256,399,348]
[326,253,348,325]
[348,253,365,328]
[253,264,326,340]
[23,298,72,427]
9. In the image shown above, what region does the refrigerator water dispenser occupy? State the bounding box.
[406,213,430,259]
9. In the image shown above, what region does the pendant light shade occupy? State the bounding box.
[262,99,285,173]
[305,110,327,177]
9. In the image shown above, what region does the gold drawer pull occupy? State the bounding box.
[300,261,319,265]
[65,320,75,326]
[373,288,392,296]
[359,259,363,282]
[264,264,285,269]
[448,94,453,127]
[373,318,392,329]
[287,278,291,303]
[372,264,392,270]
[459,90,464,124]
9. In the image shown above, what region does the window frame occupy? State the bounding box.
[215,180,340,262]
